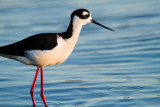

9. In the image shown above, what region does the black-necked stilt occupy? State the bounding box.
[0,9,114,107]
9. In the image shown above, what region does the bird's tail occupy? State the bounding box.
[0,46,7,55]
[0,47,2,54]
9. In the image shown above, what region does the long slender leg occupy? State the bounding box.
[30,67,40,107]
[40,67,48,107]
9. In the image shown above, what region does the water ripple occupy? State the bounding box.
[1,0,160,107]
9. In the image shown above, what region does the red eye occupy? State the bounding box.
[84,14,89,18]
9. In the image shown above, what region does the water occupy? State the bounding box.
[0,0,160,107]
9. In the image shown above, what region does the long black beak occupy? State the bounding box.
[92,20,114,31]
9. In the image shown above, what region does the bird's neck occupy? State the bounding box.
[63,20,83,39]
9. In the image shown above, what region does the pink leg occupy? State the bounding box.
[30,67,40,107]
[40,67,48,107]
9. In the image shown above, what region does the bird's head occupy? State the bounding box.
[71,9,114,31]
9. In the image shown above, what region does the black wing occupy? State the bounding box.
[0,33,58,56]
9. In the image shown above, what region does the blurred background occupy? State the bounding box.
[0,0,160,107]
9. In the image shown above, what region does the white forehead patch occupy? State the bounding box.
[82,11,89,16]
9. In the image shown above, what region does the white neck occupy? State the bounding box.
[72,17,83,38]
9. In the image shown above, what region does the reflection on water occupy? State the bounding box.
[0,0,160,107]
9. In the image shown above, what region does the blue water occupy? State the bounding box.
[0,0,160,107]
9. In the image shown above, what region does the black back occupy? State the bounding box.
[0,33,58,56]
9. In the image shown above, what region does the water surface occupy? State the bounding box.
[0,0,160,107]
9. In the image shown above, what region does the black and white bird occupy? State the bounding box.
[0,9,114,107]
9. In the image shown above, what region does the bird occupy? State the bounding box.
[0,8,114,107]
